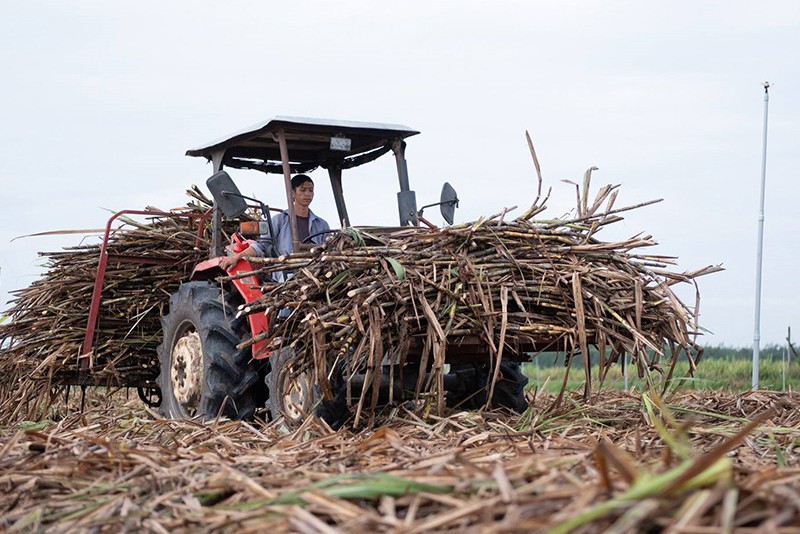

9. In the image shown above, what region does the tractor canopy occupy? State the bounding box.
[186,116,419,175]
[189,116,424,251]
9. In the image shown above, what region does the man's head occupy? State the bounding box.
[291,174,313,190]
[291,174,315,209]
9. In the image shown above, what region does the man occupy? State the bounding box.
[220,174,330,270]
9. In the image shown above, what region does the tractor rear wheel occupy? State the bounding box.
[447,361,529,413]
[156,282,259,420]
[487,361,529,413]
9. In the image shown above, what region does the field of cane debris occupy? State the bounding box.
[1,389,798,533]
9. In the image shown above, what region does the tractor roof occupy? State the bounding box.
[186,116,419,172]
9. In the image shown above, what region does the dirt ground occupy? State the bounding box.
[1,389,798,533]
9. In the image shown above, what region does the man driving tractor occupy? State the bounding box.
[219,174,331,270]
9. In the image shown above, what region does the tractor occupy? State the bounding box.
[155,116,528,424]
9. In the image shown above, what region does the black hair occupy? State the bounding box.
[291,174,313,190]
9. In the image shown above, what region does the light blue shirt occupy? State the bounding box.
[251,208,331,258]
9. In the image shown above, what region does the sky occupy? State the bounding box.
[1,1,798,348]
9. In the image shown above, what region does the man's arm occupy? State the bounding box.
[309,214,331,244]
[219,246,258,271]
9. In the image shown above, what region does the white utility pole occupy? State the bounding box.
[753,82,771,390]
[784,326,791,392]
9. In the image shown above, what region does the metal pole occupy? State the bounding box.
[210,151,225,258]
[392,140,417,226]
[783,334,787,392]
[753,82,771,390]
[784,326,791,392]
[277,130,300,251]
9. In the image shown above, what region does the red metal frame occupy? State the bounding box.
[80,209,209,369]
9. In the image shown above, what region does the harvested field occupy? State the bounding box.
[1,390,798,533]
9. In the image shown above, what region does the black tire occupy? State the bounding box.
[489,361,529,413]
[265,347,349,429]
[265,347,313,424]
[447,361,529,413]
[156,282,259,420]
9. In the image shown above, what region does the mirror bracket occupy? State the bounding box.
[417,182,460,225]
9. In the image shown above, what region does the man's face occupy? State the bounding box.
[293,181,314,208]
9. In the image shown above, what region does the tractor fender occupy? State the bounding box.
[191,257,271,360]
[191,257,226,281]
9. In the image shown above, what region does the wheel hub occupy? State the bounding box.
[170,330,203,413]
[282,367,312,422]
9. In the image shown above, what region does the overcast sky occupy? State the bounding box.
[1,1,798,347]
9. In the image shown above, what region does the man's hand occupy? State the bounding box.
[219,245,257,271]
[219,253,241,271]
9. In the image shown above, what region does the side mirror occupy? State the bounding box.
[206,171,248,217]
[440,182,459,225]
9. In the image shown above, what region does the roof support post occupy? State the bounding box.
[210,150,225,258]
[210,208,222,258]
[328,165,349,227]
[277,130,300,251]
[392,140,417,226]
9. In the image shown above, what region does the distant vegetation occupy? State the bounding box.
[523,344,798,394]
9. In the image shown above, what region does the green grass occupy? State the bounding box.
[524,356,799,394]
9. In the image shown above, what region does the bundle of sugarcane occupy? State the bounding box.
[239,173,720,423]
[0,188,219,416]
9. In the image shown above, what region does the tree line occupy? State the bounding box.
[527,344,795,368]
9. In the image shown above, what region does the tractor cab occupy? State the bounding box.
[187,116,457,258]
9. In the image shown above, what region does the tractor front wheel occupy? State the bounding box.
[265,347,315,425]
[265,347,349,429]
[156,282,259,420]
